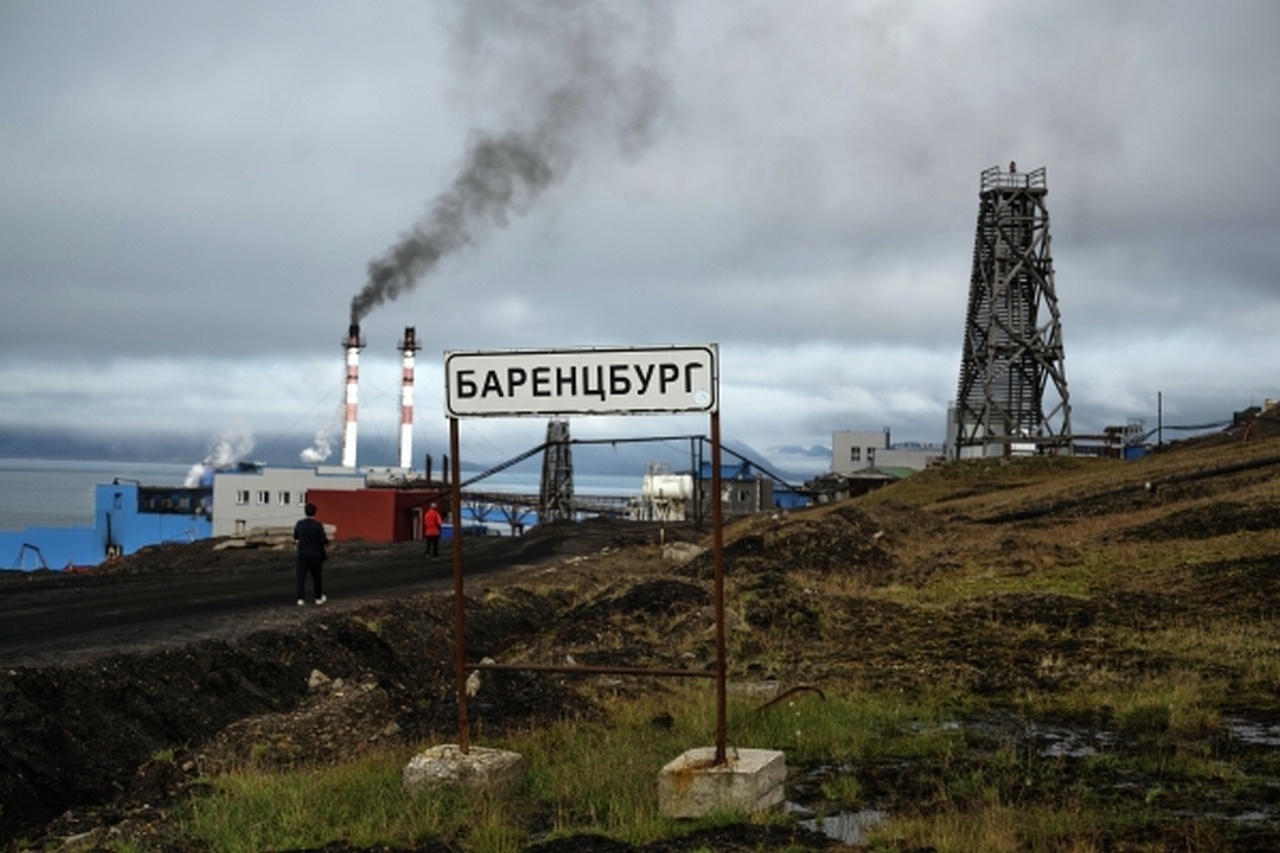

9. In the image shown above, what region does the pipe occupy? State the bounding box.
[470,661,716,678]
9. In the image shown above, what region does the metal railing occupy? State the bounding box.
[981,164,1047,191]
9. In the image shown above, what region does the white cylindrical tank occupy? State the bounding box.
[643,472,692,500]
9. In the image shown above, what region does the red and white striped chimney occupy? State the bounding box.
[340,323,365,468]
[398,326,421,470]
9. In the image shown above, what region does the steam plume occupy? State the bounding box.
[185,421,256,486]
[350,0,672,324]
[300,427,333,464]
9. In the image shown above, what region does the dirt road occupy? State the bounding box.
[0,524,638,666]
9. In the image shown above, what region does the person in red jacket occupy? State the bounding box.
[423,502,444,560]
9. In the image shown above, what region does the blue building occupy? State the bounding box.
[96,480,212,558]
[2,525,97,571]
[2,480,212,571]
[695,459,805,513]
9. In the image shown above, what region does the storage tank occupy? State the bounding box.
[642,463,692,500]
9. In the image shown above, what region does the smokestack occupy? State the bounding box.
[341,324,365,469]
[398,326,421,470]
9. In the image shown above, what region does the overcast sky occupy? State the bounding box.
[2,0,1277,475]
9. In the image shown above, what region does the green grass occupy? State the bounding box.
[108,670,1277,853]
[161,687,989,852]
[186,751,461,852]
[179,688,776,852]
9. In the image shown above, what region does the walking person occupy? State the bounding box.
[423,502,444,560]
[294,502,329,605]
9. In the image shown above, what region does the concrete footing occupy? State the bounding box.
[657,747,786,818]
[402,744,528,795]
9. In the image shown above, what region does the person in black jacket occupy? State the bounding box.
[293,502,329,605]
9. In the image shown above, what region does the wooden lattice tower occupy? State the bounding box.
[953,164,1072,457]
[538,418,574,523]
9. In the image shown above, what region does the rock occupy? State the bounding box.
[402,744,528,795]
[662,541,705,564]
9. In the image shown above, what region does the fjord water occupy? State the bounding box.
[0,458,193,532]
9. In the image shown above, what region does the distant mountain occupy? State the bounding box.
[0,426,349,468]
[456,436,830,485]
[763,444,832,479]
[0,425,832,483]
[0,427,211,465]
[767,444,831,460]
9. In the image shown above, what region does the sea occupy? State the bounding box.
[0,458,195,532]
[0,457,645,533]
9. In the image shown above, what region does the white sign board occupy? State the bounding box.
[445,344,718,418]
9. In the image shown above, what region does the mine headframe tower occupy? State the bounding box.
[538,418,575,523]
[953,163,1072,458]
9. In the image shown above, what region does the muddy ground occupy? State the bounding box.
[6,427,1280,850]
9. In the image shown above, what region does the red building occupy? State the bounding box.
[308,489,446,543]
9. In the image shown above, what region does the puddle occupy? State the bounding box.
[1026,722,1117,758]
[803,809,885,845]
[787,803,885,845]
[925,715,1117,758]
[785,715,1280,843]
[1225,717,1280,747]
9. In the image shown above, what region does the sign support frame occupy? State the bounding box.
[444,344,727,763]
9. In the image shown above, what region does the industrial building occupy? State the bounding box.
[696,460,775,516]
[306,487,446,543]
[209,465,366,537]
[2,479,213,570]
[831,430,944,477]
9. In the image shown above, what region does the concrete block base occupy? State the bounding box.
[657,747,786,818]
[403,744,528,795]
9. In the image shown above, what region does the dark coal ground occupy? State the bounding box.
[1,521,857,852]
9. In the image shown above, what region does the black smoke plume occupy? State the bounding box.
[350,0,672,324]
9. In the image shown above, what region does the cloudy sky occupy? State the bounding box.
[1,0,1277,475]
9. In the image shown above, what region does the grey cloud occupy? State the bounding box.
[350,0,674,323]
[1,1,1277,461]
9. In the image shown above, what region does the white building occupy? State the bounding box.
[211,465,366,537]
[832,430,944,476]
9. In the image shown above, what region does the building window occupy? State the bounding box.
[297,492,306,506]
[256,490,270,505]
[278,491,291,506]
[235,519,246,535]
[850,447,862,462]
[236,490,250,506]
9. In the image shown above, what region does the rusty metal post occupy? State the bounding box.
[450,416,469,752]
[711,410,727,764]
